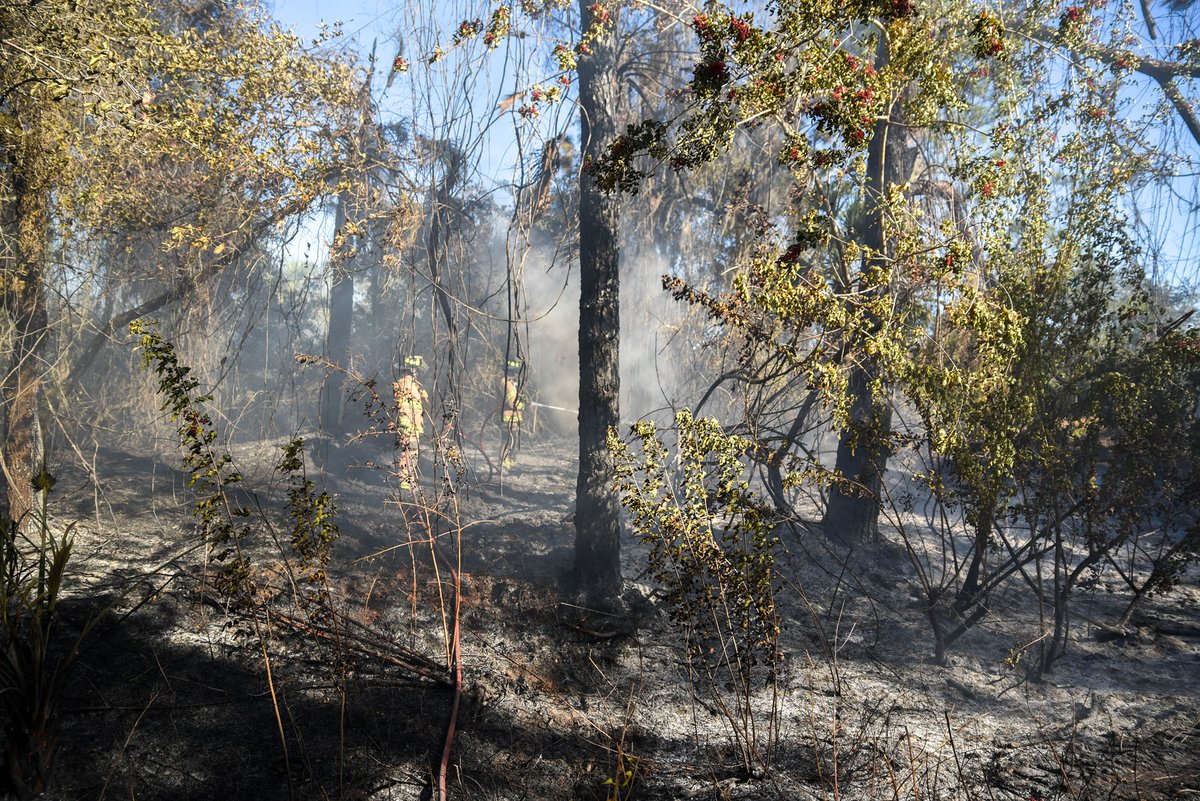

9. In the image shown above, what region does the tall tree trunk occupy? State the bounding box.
[367,244,388,375]
[0,169,49,526]
[320,195,353,437]
[822,49,906,546]
[428,169,462,411]
[573,2,624,607]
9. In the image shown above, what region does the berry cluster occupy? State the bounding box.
[483,5,510,49]
[517,82,564,120]
[452,18,482,45]
[573,2,612,61]
[586,2,611,25]
[809,53,880,150]
[1057,2,1101,39]
[971,10,1006,59]
[965,156,1008,200]
[692,58,731,98]
[1169,335,1200,357]
[553,43,576,72]
[693,12,756,48]
[779,242,806,264]
[730,16,752,44]
[589,119,668,193]
[918,239,970,284]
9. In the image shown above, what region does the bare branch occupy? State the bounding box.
[1154,74,1200,148]
[1139,0,1160,40]
[1033,24,1200,146]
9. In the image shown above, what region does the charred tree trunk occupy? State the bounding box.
[822,48,906,546]
[422,143,466,428]
[428,174,461,404]
[320,195,353,438]
[955,498,996,611]
[0,168,49,527]
[573,2,625,608]
[367,244,388,375]
[824,364,893,545]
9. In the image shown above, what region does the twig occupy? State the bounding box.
[258,606,295,801]
[98,688,159,801]
[269,610,449,685]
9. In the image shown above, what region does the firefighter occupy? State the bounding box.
[393,355,428,490]
[500,358,526,468]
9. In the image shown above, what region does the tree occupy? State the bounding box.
[573,0,627,607]
[320,66,395,442]
[0,0,165,524]
[377,2,722,605]
[595,0,1200,667]
[821,46,908,546]
[320,192,356,439]
[0,0,359,523]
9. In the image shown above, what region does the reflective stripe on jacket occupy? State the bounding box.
[502,377,525,424]
[393,375,427,434]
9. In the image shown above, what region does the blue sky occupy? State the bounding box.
[264,0,1200,292]
[270,0,393,42]
[266,0,578,261]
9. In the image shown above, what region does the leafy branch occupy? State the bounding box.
[130,319,252,593]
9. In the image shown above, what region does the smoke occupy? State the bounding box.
[515,217,716,436]
[67,160,724,461]
[620,243,690,425]
[519,245,580,426]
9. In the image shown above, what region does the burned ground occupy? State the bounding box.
[26,432,1200,800]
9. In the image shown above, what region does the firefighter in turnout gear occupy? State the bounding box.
[393,355,428,490]
[500,359,526,468]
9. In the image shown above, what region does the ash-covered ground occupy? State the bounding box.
[36,426,1200,800]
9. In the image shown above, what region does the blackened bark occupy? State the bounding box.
[428,167,462,407]
[0,167,49,527]
[822,50,906,546]
[573,2,625,607]
[824,362,893,545]
[320,195,353,437]
[955,499,995,611]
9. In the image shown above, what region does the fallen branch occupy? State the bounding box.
[269,610,450,686]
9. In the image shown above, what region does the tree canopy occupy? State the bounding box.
[1,0,362,522]
[597,0,1200,674]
